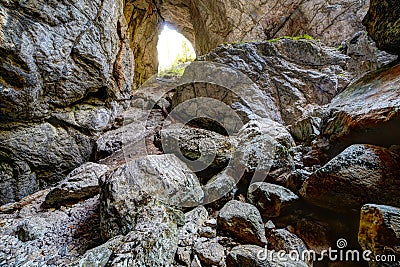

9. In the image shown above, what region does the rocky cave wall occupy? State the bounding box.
[0,0,382,205]
[131,0,372,87]
[0,0,399,266]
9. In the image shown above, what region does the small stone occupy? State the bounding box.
[198,226,216,238]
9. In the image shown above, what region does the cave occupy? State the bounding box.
[0,0,399,266]
[157,24,196,75]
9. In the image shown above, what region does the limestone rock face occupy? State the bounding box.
[161,0,369,54]
[363,0,400,55]
[131,0,378,91]
[0,0,132,121]
[358,204,400,265]
[301,144,400,213]
[199,39,353,126]
[0,0,134,204]
[0,123,93,205]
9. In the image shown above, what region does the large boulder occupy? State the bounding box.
[300,144,400,213]
[193,239,225,266]
[234,118,296,185]
[363,0,400,55]
[321,63,400,153]
[217,200,267,246]
[70,209,179,267]
[159,124,235,170]
[100,154,202,240]
[268,229,311,266]
[172,61,277,132]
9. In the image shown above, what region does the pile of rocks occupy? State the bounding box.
[0,0,399,266]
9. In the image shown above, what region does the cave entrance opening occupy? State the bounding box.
[157,24,196,76]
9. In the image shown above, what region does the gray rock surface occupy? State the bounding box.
[159,124,234,170]
[178,206,209,247]
[234,119,295,185]
[0,123,93,205]
[0,0,134,204]
[194,239,225,266]
[199,39,353,126]
[100,154,201,240]
[0,196,101,266]
[268,229,310,266]
[301,144,400,213]
[173,61,278,129]
[202,171,237,206]
[218,200,267,246]
[44,163,110,208]
[71,207,179,266]
[341,31,397,79]
[247,183,299,218]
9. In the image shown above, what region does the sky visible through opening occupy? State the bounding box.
[157,25,196,73]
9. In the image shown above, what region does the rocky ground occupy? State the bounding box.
[0,0,400,266]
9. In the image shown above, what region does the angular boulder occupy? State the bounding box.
[234,118,296,185]
[300,144,400,213]
[247,182,299,218]
[159,124,234,170]
[217,200,267,246]
[100,154,203,240]
[44,163,110,208]
[268,229,310,266]
[71,209,179,267]
[321,63,400,152]
[194,239,225,266]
